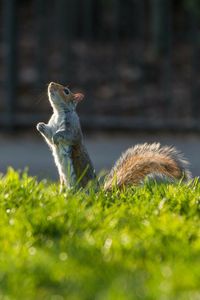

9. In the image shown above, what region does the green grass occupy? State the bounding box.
[0,168,200,300]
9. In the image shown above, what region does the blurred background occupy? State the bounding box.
[0,0,200,179]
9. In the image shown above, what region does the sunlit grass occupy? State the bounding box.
[0,168,200,299]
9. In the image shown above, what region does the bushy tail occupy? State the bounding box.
[104,143,191,190]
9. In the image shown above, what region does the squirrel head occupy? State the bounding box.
[48,82,84,112]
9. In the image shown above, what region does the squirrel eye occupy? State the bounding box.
[63,88,70,95]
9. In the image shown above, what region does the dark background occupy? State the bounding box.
[1,0,200,131]
[0,0,200,180]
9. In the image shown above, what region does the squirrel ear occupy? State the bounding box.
[73,93,84,102]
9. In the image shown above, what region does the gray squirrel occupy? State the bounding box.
[36,82,96,189]
[37,82,191,190]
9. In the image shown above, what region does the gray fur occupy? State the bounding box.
[144,173,175,184]
[36,83,96,189]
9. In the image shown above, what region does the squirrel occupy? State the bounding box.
[37,82,191,190]
[36,82,96,189]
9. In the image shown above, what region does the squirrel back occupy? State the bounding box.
[104,143,191,190]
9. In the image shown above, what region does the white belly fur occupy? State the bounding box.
[52,143,76,188]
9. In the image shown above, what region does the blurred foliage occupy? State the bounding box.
[184,0,200,12]
[0,169,200,299]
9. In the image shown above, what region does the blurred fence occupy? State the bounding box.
[1,0,200,131]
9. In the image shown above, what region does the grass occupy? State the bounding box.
[0,168,200,300]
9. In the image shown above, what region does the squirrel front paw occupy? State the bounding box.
[36,122,46,133]
[52,132,63,145]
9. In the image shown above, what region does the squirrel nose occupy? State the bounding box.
[49,82,56,88]
[48,82,57,93]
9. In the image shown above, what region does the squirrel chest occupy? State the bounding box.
[49,112,77,188]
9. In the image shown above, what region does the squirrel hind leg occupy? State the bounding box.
[60,174,65,186]
[59,175,65,193]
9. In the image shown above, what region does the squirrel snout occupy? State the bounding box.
[48,82,57,95]
[49,81,56,86]
[48,82,56,90]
